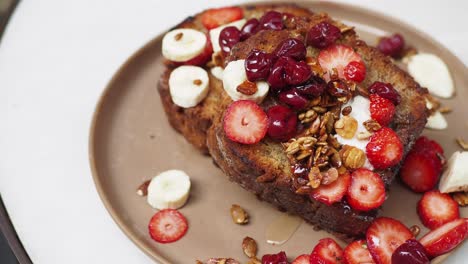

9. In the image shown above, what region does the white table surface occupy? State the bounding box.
[0,0,466,263]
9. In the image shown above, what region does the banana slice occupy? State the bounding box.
[222,60,269,103]
[169,65,209,108]
[210,66,224,80]
[425,99,448,130]
[209,19,246,53]
[439,152,468,193]
[407,53,454,98]
[147,170,191,210]
[162,28,207,62]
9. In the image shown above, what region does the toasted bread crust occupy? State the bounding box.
[157,4,427,238]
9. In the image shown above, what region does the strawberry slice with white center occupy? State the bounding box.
[310,238,344,264]
[343,240,375,264]
[310,172,351,206]
[318,44,363,81]
[291,254,311,264]
[347,169,386,211]
[148,209,188,243]
[366,217,414,264]
[418,191,459,230]
[223,100,269,144]
[419,218,468,258]
[366,127,403,169]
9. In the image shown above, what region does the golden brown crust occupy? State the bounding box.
[157,4,428,238]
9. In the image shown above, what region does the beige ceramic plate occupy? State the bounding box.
[89,1,468,263]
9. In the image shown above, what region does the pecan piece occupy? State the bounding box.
[237,80,258,95]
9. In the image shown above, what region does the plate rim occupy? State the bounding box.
[88,1,468,263]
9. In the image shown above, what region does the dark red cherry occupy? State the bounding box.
[368,81,401,105]
[261,251,289,264]
[267,57,289,90]
[278,88,309,110]
[219,26,241,55]
[245,49,273,82]
[391,239,429,264]
[267,105,297,141]
[307,21,341,49]
[273,38,307,60]
[377,33,405,58]
[284,59,312,86]
[295,76,326,98]
[258,11,284,31]
[240,18,259,40]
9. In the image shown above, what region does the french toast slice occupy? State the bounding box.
[158,4,427,238]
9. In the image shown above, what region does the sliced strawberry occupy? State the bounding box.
[310,172,351,206]
[184,34,213,66]
[291,254,311,264]
[223,100,268,144]
[148,209,188,243]
[343,61,366,83]
[419,218,468,258]
[369,94,395,126]
[343,240,375,264]
[310,238,344,264]
[201,7,244,30]
[318,44,363,81]
[400,152,440,193]
[347,169,386,211]
[418,191,460,230]
[366,127,403,169]
[366,217,414,264]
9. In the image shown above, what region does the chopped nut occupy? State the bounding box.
[305,56,325,77]
[439,106,452,114]
[340,145,366,169]
[357,131,373,140]
[342,106,352,116]
[136,180,151,196]
[328,79,350,97]
[286,141,300,155]
[230,204,249,225]
[308,117,321,135]
[299,109,318,124]
[456,137,468,150]
[206,258,240,264]
[410,225,421,237]
[321,168,339,185]
[246,257,261,264]
[312,106,327,114]
[242,237,258,258]
[363,119,382,132]
[310,96,322,107]
[453,192,468,206]
[236,80,258,95]
[193,79,203,86]
[330,150,342,168]
[308,166,322,188]
[335,116,358,139]
[174,32,183,41]
[296,150,312,160]
[327,135,341,149]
